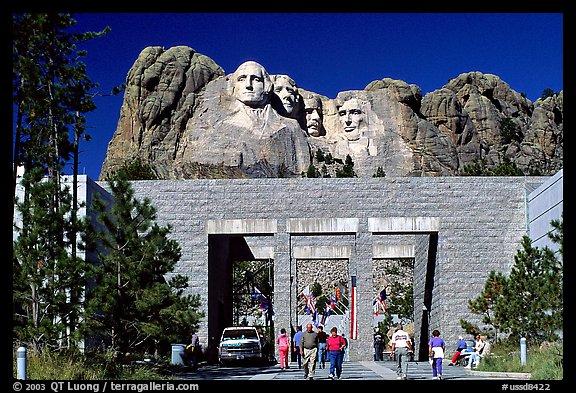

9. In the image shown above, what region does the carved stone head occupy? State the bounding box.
[229,61,273,108]
[272,74,301,117]
[337,98,364,141]
[303,95,324,137]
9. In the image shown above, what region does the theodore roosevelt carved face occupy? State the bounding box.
[303,95,324,137]
[230,61,273,108]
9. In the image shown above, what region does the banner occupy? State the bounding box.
[350,276,357,339]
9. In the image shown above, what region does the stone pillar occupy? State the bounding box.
[348,218,373,361]
[274,219,292,339]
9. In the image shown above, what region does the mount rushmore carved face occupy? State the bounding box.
[230,61,273,108]
[304,96,324,137]
[272,75,300,116]
[338,98,364,141]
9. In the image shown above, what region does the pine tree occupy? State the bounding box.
[335,154,357,178]
[373,166,386,177]
[464,270,507,338]
[82,171,203,361]
[12,13,109,351]
[497,235,563,343]
[12,13,109,196]
[13,168,92,351]
[306,163,320,178]
[463,216,563,344]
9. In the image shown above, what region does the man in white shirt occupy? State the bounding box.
[389,324,413,380]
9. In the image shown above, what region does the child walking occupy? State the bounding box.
[428,329,446,380]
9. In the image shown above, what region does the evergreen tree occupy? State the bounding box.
[497,235,563,343]
[463,216,563,345]
[82,171,203,361]
[12,13,109,198]
[382,258,414,325]
[12,13,109,351]
[491,156,524,176]
[335,154,357,178]
[462,156,523,176]
[13,168,92,351]
[541,88,556,100]
[500,117,522,145]
[463,270,507,339]
[373,166,386,177]
[306,163,320,178]
[107,161,158,181]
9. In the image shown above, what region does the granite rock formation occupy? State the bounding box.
[99,46,563,180]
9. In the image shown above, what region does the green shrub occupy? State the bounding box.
[13,347,168,380]
[475,341,563,380]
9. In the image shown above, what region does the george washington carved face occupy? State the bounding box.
[230,61,273,108]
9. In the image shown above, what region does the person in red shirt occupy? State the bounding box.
[326,326,347,380]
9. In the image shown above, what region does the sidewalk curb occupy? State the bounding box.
[465,370,531,379]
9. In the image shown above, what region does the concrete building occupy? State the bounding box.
[14,172,563,361]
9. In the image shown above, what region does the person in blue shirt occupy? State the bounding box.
[428,329,446,379]
[448,335,469,366]
[292,325,303,369]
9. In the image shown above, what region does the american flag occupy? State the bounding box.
[330,294,337,309]
[376,288,387,315]
[252,287,269,311]
[350,276,357,339]
[301,286,316,314]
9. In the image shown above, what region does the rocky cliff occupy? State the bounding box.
[99,46,563,180]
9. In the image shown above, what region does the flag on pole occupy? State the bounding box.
[350,276,358,339]
[320,302,331,326]
[330,294,337,309]
[334,286,342,301]
[301,286,316,314]
[378,288,387,312]
[252,287,269,311]
[312,309,319,327]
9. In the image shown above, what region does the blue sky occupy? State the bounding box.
[66,13,563,180]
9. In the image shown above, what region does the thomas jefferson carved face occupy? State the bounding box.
[304,96,323,137]
[231,61,272,108]
[338,98,364,140]
[273,75,299,116]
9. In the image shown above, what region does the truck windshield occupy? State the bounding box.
[222,329,259,341]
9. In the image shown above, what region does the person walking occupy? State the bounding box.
[374,332,383,361]
[326,326,347,380]
[185,329,200,368]
[276,328,290,370]
[389,324,413,380]
[448,335,468,366]
[428,329,446,380]
[300,323,319,380]
[317,325,328,368]
[341,334,349,361]
[292,325,303,369]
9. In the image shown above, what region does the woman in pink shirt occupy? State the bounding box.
[326,326,347,379]
[276,328,290,370]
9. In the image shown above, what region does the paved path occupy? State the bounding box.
[254,359,478,380]
[178,359,531,381]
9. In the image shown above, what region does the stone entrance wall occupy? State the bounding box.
[99,176,547,361]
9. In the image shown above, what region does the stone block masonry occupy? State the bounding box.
[95,176,547,361]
